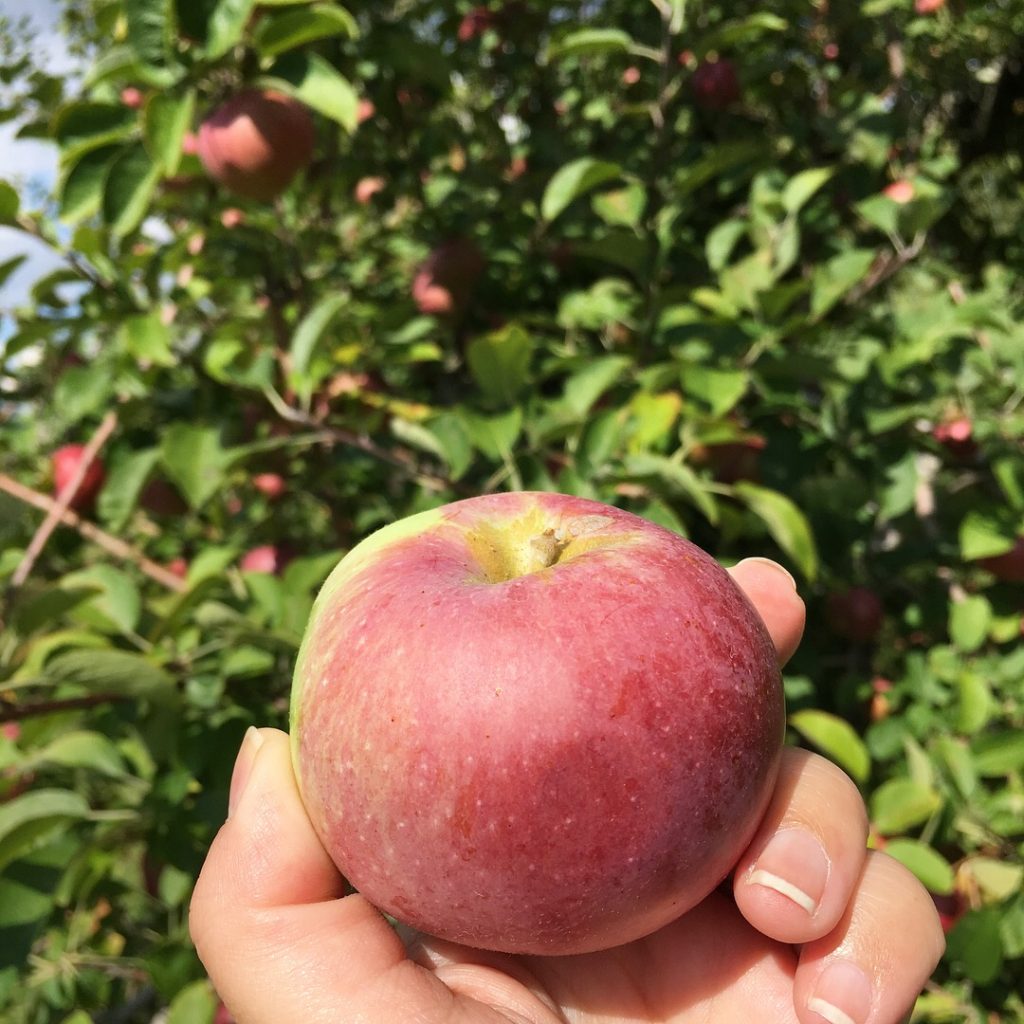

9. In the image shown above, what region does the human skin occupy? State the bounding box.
[290,492,784,955]
[191,557,945,1024]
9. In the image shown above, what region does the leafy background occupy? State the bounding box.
[1,0,1023,1020]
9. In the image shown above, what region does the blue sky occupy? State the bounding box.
[1,0,78,315]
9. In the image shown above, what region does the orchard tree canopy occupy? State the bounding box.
[1,0,1023,1021]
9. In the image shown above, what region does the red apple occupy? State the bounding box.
[932,416,977,460]
[458,7,495,42]
[826,586,884,643]
[121,86,144,109]
[182,131,199,156]
[219,207,245,229]
[290,491,784,955]
[412,237,486,317]
[198,90,315,202]
[915,0,945,13]
[140,479,187,516]
[241,545,284,575]
[690,436,766,485]
[252,473,287,500]
[1,723,20,742]
[692,59,741,111]
[977,537,1024,582]
[883,180,915,204]
[354,176,386,204]
[167,557,189,579]
[213,1001,235,1024]
[52,444,106,511]
[931,891,964,934]
[622,66,641,86]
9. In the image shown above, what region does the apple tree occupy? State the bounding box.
[0,0,1022,1020]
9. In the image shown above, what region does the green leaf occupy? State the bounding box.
[705,218,747,272]
[0,182,19,225]
[143,90,195,175]
[789,709,870,784]
[870,777,942,834]
[466,324,534,406]
[959,509,1019,560]
[680,364,749,416]
[0,255,27,289]
[428,413,474,480]
[289,292,347,403]
[884,839,955,895]
[123,0,173,68]
[946,909,1004,986]
[61,566,141,636]
[782,166,834,215]
[52,363,114,424]
[29,732,126,777]
[542,158,623,222]
[53,103,137,162]
[563,356,631,418]
[459,408,523,461]
[44,648,174,698]
[965,857,1024,904]
[626,454,718,524]
[102,143,161,237]
[971,732,1024,776]
[810,249,875,320]
[206,0,256,59]
[265,52,358,130]
[97,448,161,531]
[592,183,647,229]
[547,28,635,60]
[734,483,818,581]
[161,425,229,509]
[167,979,216,1024]
[59,145,119,222]
[700,13,787,52]
[955,672,993,735]
[120,311,175,367]
[254,4,358,57]
[948,595,991,654]
[0,790,90,875]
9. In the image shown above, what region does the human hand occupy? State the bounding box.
[190,558,944,1024]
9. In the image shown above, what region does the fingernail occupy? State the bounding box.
[228,727,265,819]
[748,828,829,915]
[737,557,797,590]
[808,960,872,1024]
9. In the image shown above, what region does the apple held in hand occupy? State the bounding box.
[198,90,315,202]
[290,492,784,955]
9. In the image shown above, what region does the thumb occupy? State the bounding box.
[189,728,430,1023]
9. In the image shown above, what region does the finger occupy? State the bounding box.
[189,728,457,1024]
[728,558,805,665]
[795,850,945,1024]
[733,749,869,945]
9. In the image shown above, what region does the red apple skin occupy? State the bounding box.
[883,180,915,204]
[978,537,1024,582]
[915,0,945,13]
[354,175,386,204]
[198,90,315,202]
[121,86,144,109]
[252,473,287,500]
[692,59,742,111]
[291,492,784,955]
[412,238,486,317]
[52,444,106,511]
[826,586,884,643]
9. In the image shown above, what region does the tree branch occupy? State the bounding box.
[0,471,187,593]
[0,693,127,724]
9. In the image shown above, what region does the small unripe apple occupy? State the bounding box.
[692,59,741,111]
[252,473,287,500]
[120,86,144,109]
[883,180,915,204]
[198,90,315,202]
[354,176,386,204]
[412,237,486,317]
[291,492,784,955]
[241,545,284,575]
[52,444,106,511]
[977,537,1024,582]
[826,586,884,643]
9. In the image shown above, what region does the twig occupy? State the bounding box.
[0,692,126,724]
[0,473,187,593]
[11,413,118,588]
